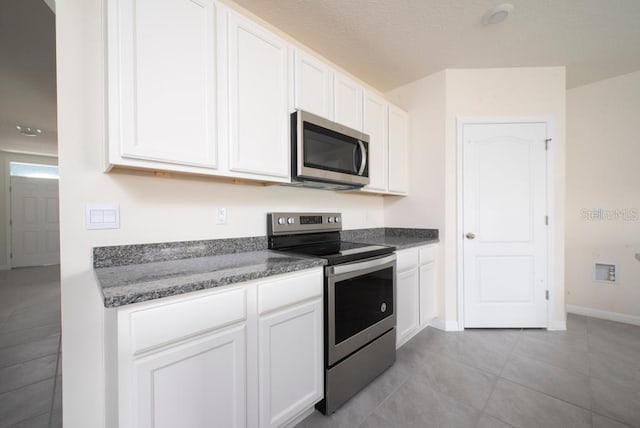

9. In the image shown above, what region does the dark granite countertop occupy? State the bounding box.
[93,227,438,308]
[95,250,325,308]
[341,227,439,250]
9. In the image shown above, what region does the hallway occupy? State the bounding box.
[0,265,61,427]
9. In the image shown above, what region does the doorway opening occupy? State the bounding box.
[9,161,60,268]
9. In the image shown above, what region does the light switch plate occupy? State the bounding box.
[216,207,227,225]
[86,204,120,230]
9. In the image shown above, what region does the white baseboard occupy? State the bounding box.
[548,320,567,331]
[567,304,640,327]
[429,318,446,331]
[429,318,463,332]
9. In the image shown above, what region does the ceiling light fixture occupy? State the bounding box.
[16,125,43,137]
[483,3,514,25]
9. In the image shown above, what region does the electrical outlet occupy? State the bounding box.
[216,208,227,225]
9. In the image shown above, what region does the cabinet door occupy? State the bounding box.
[108,0,218,167]
[396,268,419,346]
[363,91,388,192]
[258,299,323,428]
[419,261,437,326]
[388,105,409,194]
[134,324,246,428]
[333,72,363,131]
[294,50,332,119]
[227,11,290,178]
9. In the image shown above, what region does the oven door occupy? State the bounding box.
[326,254,396,366]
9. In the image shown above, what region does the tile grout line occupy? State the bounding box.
[355,367,412,428]
[47,334,62,428]
[493,330,597,415]
[475,328,523,428]
[0,347,61,371]
[0,373,58,397]
[11,411,50,427]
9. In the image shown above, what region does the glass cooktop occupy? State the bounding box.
[279,241,394,265]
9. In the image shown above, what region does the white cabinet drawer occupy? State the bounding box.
[419,245,437,264]
[258,269,323,315]
[396,249,419,272]
[130,287,246,354]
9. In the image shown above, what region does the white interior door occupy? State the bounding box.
[10,176,60,267]
[462,122,548,328]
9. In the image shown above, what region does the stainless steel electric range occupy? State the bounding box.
[267,212,397,414]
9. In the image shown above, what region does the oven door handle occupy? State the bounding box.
[327,254,396,276]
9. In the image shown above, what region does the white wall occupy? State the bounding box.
[0,151,58,269]
[566,71,640,321]
[386,67,567,330]
[56,1,385,426]
[385,71,447,317]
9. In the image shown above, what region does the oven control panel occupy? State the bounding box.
[267,212,342,235]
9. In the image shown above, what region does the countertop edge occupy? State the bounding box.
[100,257,326,309]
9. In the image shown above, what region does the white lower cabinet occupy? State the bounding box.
[396,267,420,344]
[108,268,323,428]
[419,261,437,326]
[395,244,438,347]
[135,325,247,428]
[258,299,323,428]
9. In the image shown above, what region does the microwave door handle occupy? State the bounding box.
[357,140,367,176]
[352,144,358,173]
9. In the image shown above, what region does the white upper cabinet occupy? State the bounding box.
[363,91,388,192]
[227,11,290,179]
[388,105,409,194]
[107,1,409,190]
[108,0,218,168]
[293,50,332,119]
[333,72,363,131]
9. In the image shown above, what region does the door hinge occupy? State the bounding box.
[545,290,549,300]
[545,215,549,225]
[545,138,552,150]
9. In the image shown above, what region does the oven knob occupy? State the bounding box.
[328,216,335,223]
[278,217,286,225]
[287,217,295,224]
[335,216,341,223]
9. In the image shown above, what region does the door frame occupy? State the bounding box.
[456,117,556,330]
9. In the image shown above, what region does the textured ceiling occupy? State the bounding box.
[0,0,57,152]
[232,0,640,91]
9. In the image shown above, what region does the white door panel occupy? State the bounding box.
[463,122,548,328]
[10,177,60,267]
[294,50,332,119]
[227,11,289,178]
[333,72,363,131]
[114,0,218,167]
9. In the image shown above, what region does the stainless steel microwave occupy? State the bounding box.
[290,110,370,190]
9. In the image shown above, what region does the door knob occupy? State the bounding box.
[465,232,476,240]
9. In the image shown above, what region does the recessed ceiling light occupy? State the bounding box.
[483,3,514,25]
[16,125,43,137]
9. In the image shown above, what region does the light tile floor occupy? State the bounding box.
[298,314,640,428]
[0,265,61,428]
